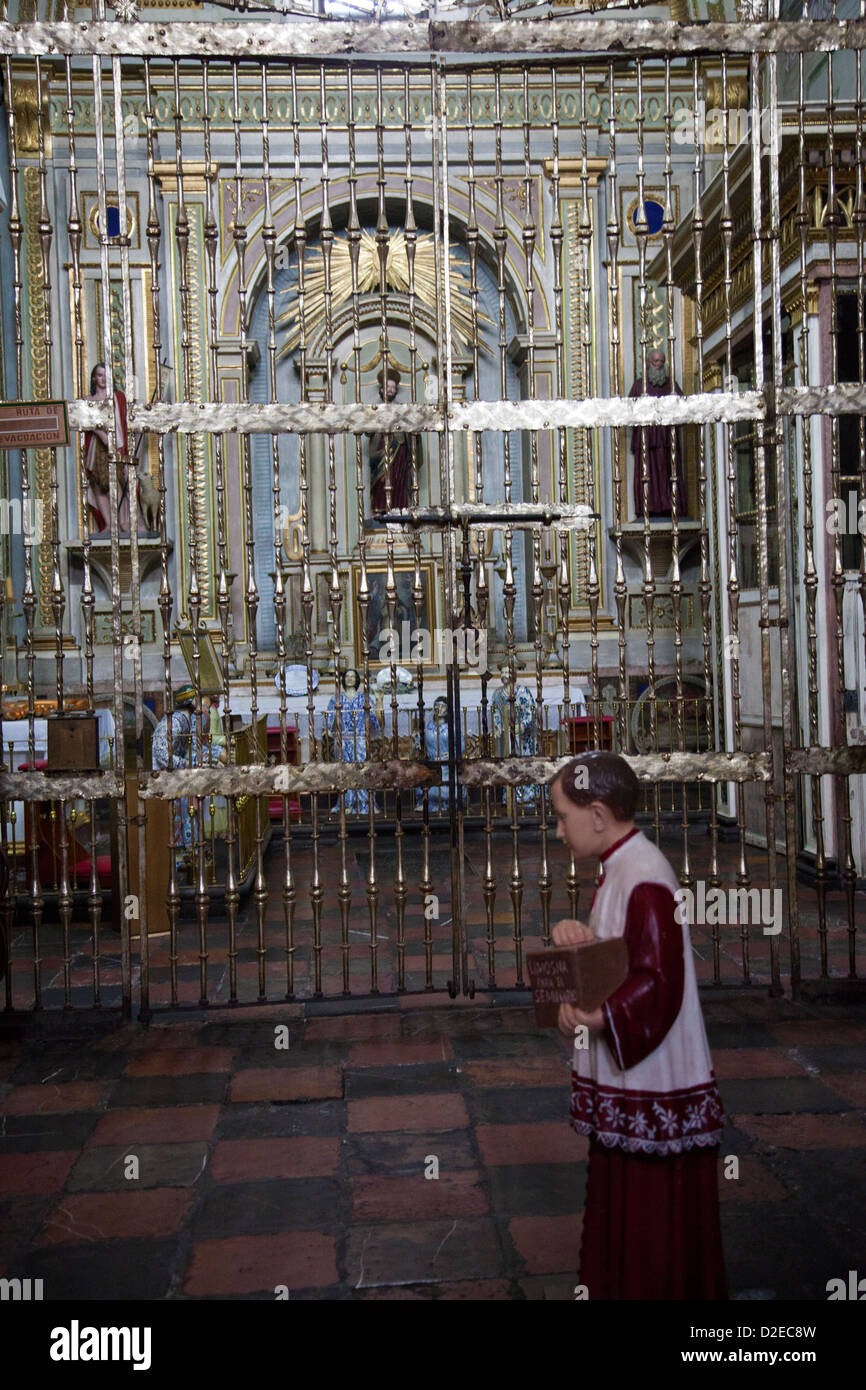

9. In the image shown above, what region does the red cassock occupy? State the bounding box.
[571,829,727,1300]
[629,377,686,517]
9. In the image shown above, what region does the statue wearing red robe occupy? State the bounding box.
[629,351,687,517]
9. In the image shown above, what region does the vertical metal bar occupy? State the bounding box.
[143,57,180,1007]
[290,64,323,998]
[436,60,470,996]
[92,37,131,1017]
[854,17,866,980]
[604,62,628,769]
[4,60,42,1006]
[63,48,103,1005]
[259,61,295,1000]
[749,35,783,997]
[236,59,267,1000]
[660,56,690,887]
[824,31,859,981]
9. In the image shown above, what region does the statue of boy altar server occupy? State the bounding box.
[550,751,727,1300]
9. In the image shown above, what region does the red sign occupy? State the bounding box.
[0,401,70,449]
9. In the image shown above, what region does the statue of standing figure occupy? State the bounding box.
[367,366,421,517]
[84,363,128,533]
[629,349,687,518]
[84,363,156,534]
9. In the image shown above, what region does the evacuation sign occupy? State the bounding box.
[0,401,70,449]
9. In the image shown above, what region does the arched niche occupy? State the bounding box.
[219,175,548,349]
[244,213,532,652]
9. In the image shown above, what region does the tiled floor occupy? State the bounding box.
[1,992,864,1300]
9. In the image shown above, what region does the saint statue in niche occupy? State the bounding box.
[367,367,421,516]
[629,349,687,517]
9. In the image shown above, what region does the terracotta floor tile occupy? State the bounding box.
[229,1067,343,1103]
[124,1048,235,1077]
[86,1105,221,1147]
[347,1093,470,1134]
[0,1150,78,1195]
[210,1138,340,1182]
[183,1231,338,1295]
[821,1073,866,1108]
[508,1214,582,1275]
[734,1111,866,1149]
[37,1189,193,1245]
[350,1170,489,1221]
[476,1123,586,1166]
[348,1039,454,1067]
[0,1081,111,1115]
[711,1049,809,1080]
[717,1155,791,1202]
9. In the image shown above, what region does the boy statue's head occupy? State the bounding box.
[551,751,639,860]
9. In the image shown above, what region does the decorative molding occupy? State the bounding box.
[167,199,213,620]
[10,79,51,157]
[152,161,218,195]
[542,157,607,191]
[704,76,749,111]
[46,77,696,141]
[783,282,820,328]
[23,166,54,627]
[563,196,603,615]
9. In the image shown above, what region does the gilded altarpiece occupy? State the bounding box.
[163,190,217,625]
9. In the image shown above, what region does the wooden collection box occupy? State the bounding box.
[526,938,629,1028]
[46,715,100,772]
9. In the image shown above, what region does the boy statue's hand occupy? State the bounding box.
[557,1001,605,1039]
[551,919,594,947]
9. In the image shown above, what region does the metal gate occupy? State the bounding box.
[0,4,864,1017]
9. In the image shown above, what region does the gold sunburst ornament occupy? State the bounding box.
[276,231,491,360]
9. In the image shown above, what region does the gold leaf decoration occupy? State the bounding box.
[276,231,491,360]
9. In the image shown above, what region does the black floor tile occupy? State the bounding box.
[10,1049,129,1085]
[764,1149,866,1247]
[214,1100,345,1140]
[108,1074,230,1108]
[0,1111,101,1153]
[721,1204,851,1301]
[344,1063,459,1099]
[11,1238,179,1300]
[718,1076,850,1115]
[234,1041,347,1070]
[705,1022,779,1049]
[465,1086,569,1126]
[785,1044,866,1074]
[486,1163,586,1218]
[192,1177,342,1238]
[343,1129,477,1177]
[451,1033,560,1061]
[67,1142,211,1192]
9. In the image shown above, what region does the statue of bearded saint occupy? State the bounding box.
[629,348,687,518]
[367,367,421,516]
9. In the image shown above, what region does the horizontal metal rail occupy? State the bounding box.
[63,386,866,438]
[5,747,864,802]
[0,19,864,60]
[0,772,124,800]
